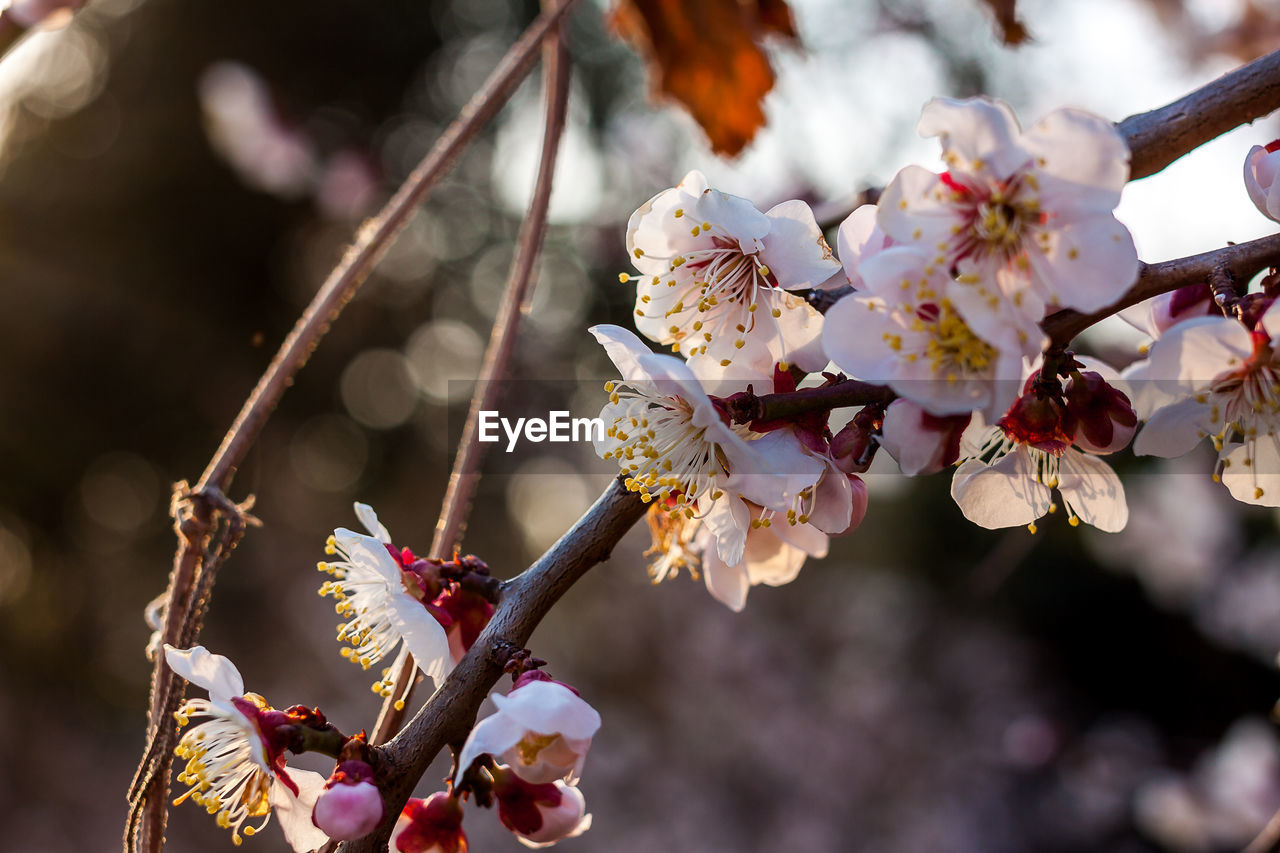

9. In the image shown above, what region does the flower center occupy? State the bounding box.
[602,381,748,512]
[909,299,996,380]
[515,732,561,766]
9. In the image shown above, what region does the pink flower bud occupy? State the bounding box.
[1245,140,1280,222]
[1063,371,1137,454]
[312,761,383,841]
[491,766,591,848]
[1151,283,1215,335]
[878,399,971,476]
[392,792,467,853]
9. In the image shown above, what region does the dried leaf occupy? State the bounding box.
[610,0,800,157]
[979,0,1031,45]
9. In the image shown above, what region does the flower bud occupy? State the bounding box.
[392,792,467,853]
[878,399,970,476]
[490,765,591,848]
[1245,140,1280,222]
[998,388,1075,454]
[1063,371,1137,454]
[1151,283,1215,335]
[312,760,383,841]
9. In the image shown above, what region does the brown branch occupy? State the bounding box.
[729,378,894,424]
[1121,48,1280,181]
[1043,231,1280,345]
[336,479,648,853]
[367,3,574,748]
[124,5,578,851]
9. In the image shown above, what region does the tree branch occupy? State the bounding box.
[367,0,575,749]
[124,5,577,851]
[337,479,648,853]
[1043,231,1280,345]
[1121,48,1280,181]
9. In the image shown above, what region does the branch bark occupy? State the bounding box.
[367,1,574,749]
[124,4,577,851]
[337,479,648,853]
[1043,231,1280,345]
[1121,48,1280,181]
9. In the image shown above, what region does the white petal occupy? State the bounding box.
[951,452,1051,529]
[1221,438,1280,507]
[1132,398,1212,458]
[1022,108,1129,215]
[1027,216,1139,314]
[1056,450,1128,532]
[742,526,808,588]
[702,545,749,612]
[270,771,330,853]
[353,503,392,543]
[877,165,958,249]
[730,430,827,511]
[836,203,892,289]
[164,645,244,704]
[589,324,656,383]
[1260,295,1280,340]
[919,96,1026,176]
[492,680,602,740]
[821,293,903,382]
[769,517,829,558]
[390,594,454,687]
[771,295,828,373]
[333,528,403,585]
[802,465,854,535]
[694,187,770,249]
[760,199,841,290]
[701,493,750,566]
[454,711,527,786]
[880,398,946,476]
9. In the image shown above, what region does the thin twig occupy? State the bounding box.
[337,479,648,853]
[124,5,577,851]
[367,3,574,749]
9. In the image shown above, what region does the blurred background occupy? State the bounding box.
[4,0,1280,850]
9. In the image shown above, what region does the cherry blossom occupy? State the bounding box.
[316,503,454,697]
[393,792,467,853]
[1245,139,1280,222]
[455,672,601,786]
[489,765,592,849]
[165,645,329,851]
[622,170,839,374]
[879,96,1139,319]
[950,365,1131,532]
[1120,283,1216,341]
[822,245,1036,417]
[592,324,826,565]
[311,760,383,841]
[1130,299,1280,506]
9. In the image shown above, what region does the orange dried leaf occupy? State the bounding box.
[610,0,800,157]
[980,0,1031,45]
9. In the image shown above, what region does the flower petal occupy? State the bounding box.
[760,199,841,290]
[493,680,602,741]
[454,710,528,786]
[164,644,245,704]
[353,502,391,543]
[389,595,454,687]
[1057,450,1128,532]
[702,545,749,612]
[918,96,1026,176]
[1132,397,1212,458]
[950,451,1051,529]
[269,770,330,853]
[1220,438,1280,507]
[1021,107,1129,215]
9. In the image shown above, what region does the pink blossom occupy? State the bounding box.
[879,96,1138,321]
[454,676,601,786]
[312,761,383,841]
[490,766,591,849]
[623,171,838,374]
[1245,139,1280,222]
